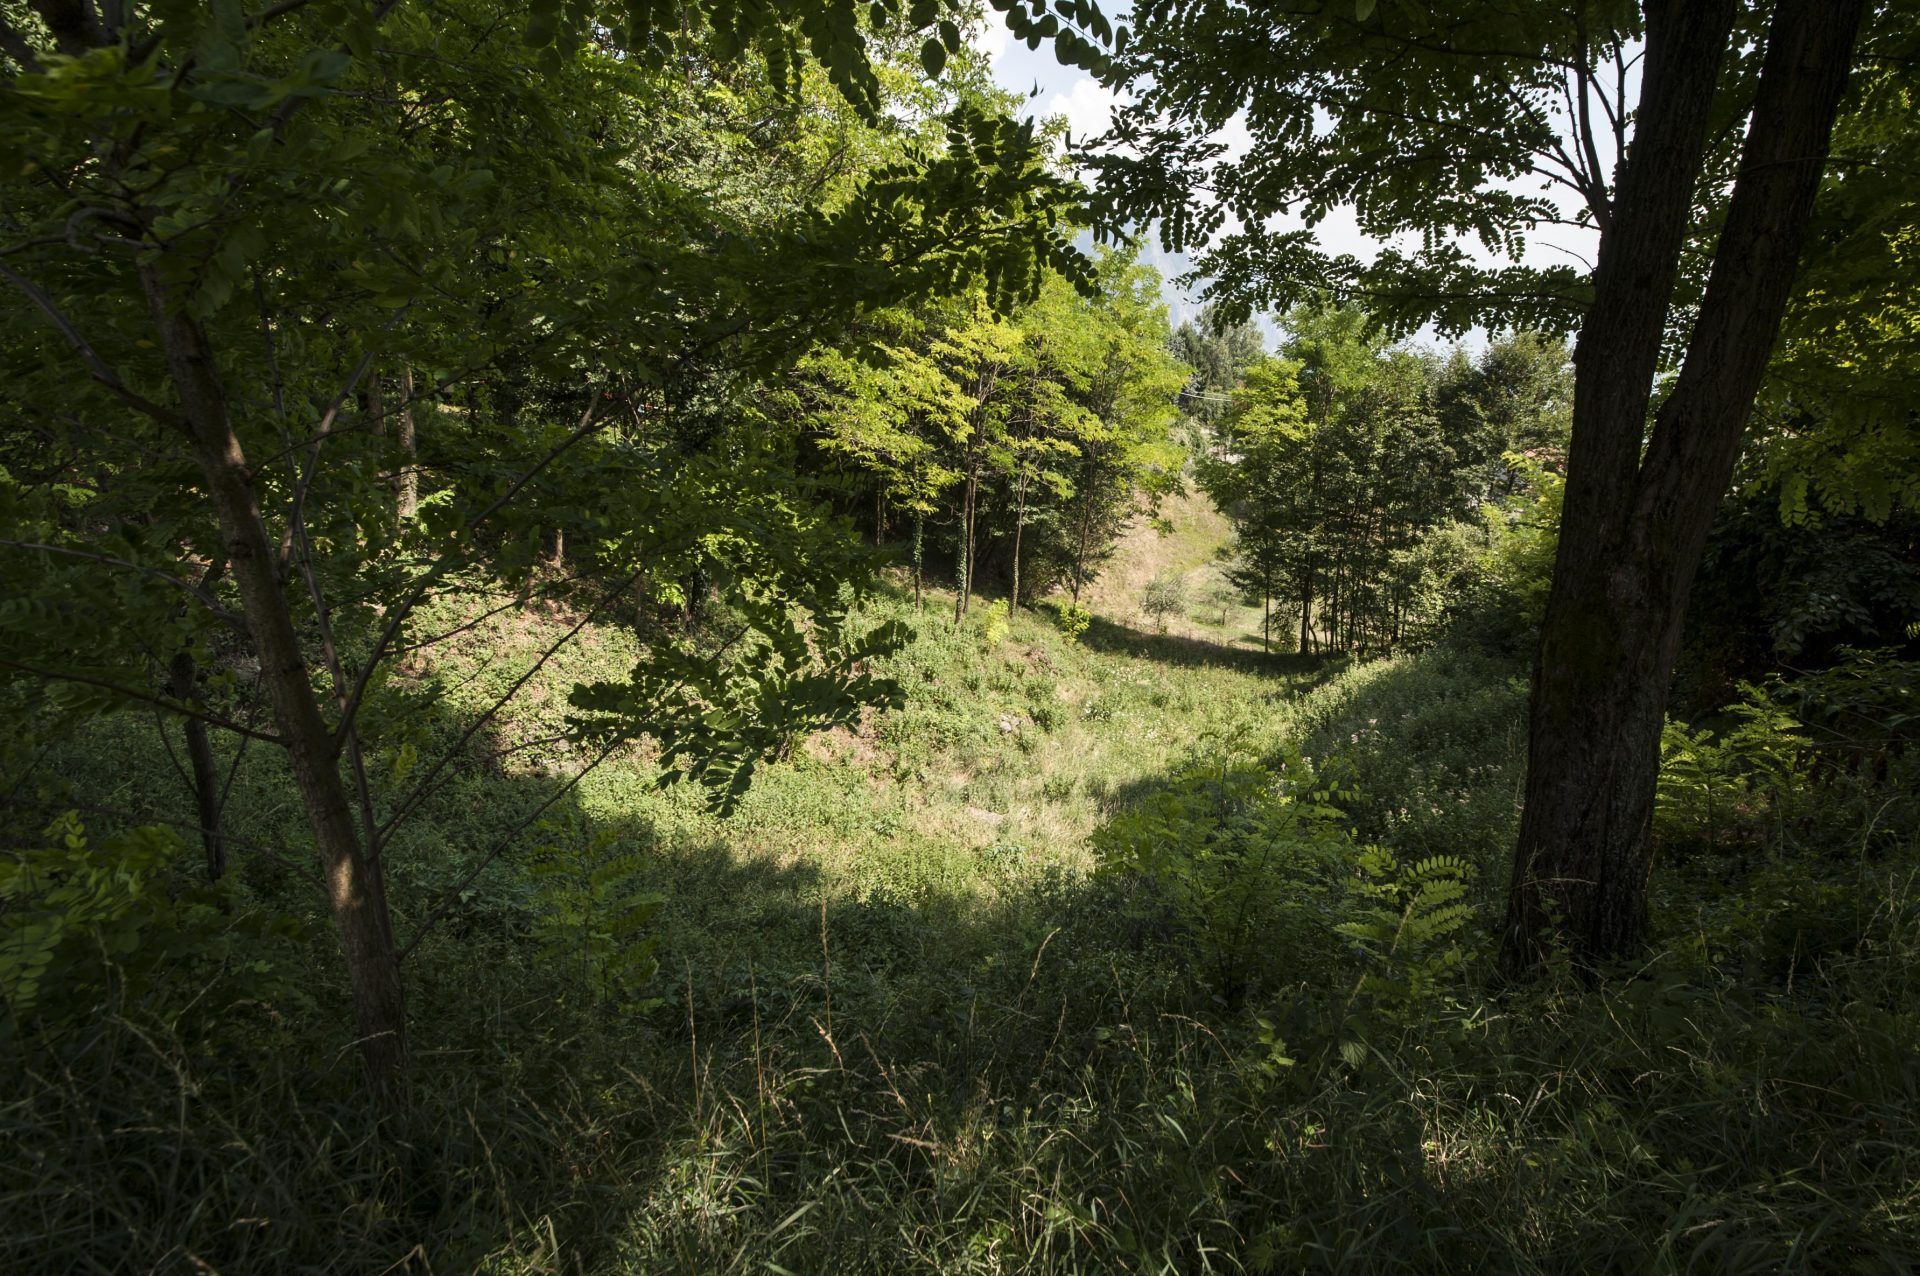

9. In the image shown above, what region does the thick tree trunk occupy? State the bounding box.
[1501,0,1865,975]
[143,269,408,1098]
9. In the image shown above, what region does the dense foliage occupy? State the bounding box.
[2,0,1917,1271]
[1200,312,1572,653]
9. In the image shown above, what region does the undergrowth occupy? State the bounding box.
[4,589,1917,1272]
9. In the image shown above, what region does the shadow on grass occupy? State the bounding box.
[16,639,1906,1276]
[1078,612,1345,679]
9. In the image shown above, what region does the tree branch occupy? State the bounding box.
[0,262,187,429]
[0,657,285,743]
[0,539,246,629]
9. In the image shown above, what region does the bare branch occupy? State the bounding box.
[0,657,286,744]
[0,262,187,429]
[395,729,633,961]
[396,621,755,960]
[0,539,247,629]
[372,564,644,844]
[332,386,610,739]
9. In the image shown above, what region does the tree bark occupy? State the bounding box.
[954,450,979,624]
[142,268,408,1098]
[913,512,924,609]
[366,368,385,438]
[167,649,226,881]
[395,364,417,522]
[1501,0,1865,975]
[1010,474,1027,610]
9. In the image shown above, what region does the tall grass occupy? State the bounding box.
[5,591,1916,1272]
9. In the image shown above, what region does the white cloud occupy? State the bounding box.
[966,14,1010,71]
[1037,76,1126,145]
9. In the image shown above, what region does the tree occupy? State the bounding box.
[785,246,1184,612]
[1096,0,1875,972]
[1200,359,1313,652]
[1203,312,1483,656]
[1435,332,1575,502]
[0,0,1102,1099]
[1170,304,1264,420]
[1005,249,1187,605]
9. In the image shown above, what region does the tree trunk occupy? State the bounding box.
[913,512,924,609]
[1072,479,1094,605]
[366,368,385,438]
[1501,0,1865,975]
[395,364,417,522]
[142,268,408,1099]
[1298,563,1313,656]
[167,649,226,881]
[964,463,979,605]
[955,453,979,624]
[1010,475,1027,610]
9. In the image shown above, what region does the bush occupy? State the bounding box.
[1055,601,1092,644]
[1092,746,1351,1005]
[1141,571,1188,630]
[975,597,1012,646]
[0,812,307,1038]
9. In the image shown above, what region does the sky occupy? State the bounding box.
[968,13,1614,350]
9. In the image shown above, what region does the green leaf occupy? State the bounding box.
[919,36,947,78]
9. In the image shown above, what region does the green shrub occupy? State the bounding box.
[1141,571,1188,631]
[524,810,663,1010]
[1656,690,1805,852]
[976,598,1012,646]
[0,812,306,1035]
[1092,746,1351,1005]
[1056,601,1092,644]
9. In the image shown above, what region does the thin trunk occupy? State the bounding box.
[1501,0,1863,974]
[143,267,407,1099]
[953,491,967,625]
[1072,475,1095,605]
[955,451,979,624]
[167,649,226,881]
[913,512,924,609]
[366,368,385,438]
[964,464,980,603]
[1010,474,1027,610]
[395,364,417,522]
[1299,563,1314,656]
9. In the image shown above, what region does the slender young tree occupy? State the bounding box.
[0,0,1105,1099]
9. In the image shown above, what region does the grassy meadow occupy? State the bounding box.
[6,506,1917,1274]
